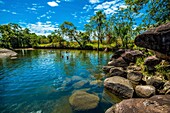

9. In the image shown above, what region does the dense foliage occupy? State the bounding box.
[0,0,169,49]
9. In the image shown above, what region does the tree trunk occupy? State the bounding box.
[73,36,83,49]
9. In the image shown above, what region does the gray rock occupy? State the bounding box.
[110,49,125,60]
[104,76,134,99]
[105,95,170,113]
[144,56,161,67]
[127,71,143,82]
[109,67,127,77]
[146,76,165,89]
[0,48,17,58]
[135,85,156,98]
[121,50,144,63]
[108,57,129,68]
[69,90,99,111]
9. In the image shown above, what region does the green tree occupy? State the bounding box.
[125,0,170,26]
[60,21,83,48]
[89,11,106,51]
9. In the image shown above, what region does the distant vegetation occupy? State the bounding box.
[0,0,169,50]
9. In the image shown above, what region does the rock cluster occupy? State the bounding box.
[104,23,170,113]
[103,49,169,99]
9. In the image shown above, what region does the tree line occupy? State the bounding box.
[0,0,169,49]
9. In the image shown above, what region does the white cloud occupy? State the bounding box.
[89,0,100,4]
[119,5,127,9]
[32,3,37,6]
[11,12,17,14]
[56,0,60,3]
[72,13,77,18]
[94,0,127,15]
[47,1,58,7]
[83,5,94,12]
[1,9,10,12]
[27,7,37,10]
[40,14,46,18]
[27,22,58,36]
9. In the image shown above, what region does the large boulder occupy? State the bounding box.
[135,22,170,60]
[0,48,17,58]
[135,85,156,98]
[105,95,170,113]
[104,76,134,99]
[69,90,99,111]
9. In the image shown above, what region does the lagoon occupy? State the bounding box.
[0,49,114,113]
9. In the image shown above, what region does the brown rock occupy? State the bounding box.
[105,95,170,113]
[109,67,127,77]
[146,76,165,89]
[108,57,129,68]
[135,22,170,57]
[144,56,161,67]
[127,71,143,82]
[121,50,144,63]
[135,85,156,98]
[69,90,99,111]
[104,76,134,99]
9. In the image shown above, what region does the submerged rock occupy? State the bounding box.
[90,80,103,86]
[69,90,99,111]
[104,76,134,99]
[105,95,170,113]
[135,85,156,98]
[72,80,89,89]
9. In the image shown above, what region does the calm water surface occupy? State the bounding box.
[0,49,116,113]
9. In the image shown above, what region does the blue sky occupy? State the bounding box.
[0,0,134,35]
